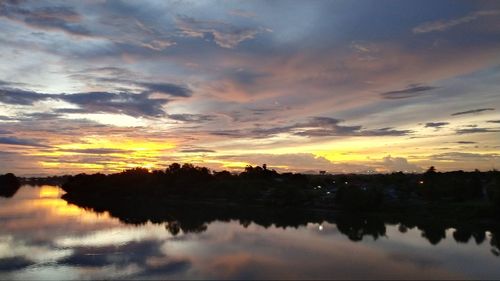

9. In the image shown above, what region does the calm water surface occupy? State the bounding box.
[0,185,499,280]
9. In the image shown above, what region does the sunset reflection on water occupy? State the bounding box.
[0,186,499,280]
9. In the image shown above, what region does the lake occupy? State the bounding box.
[0,185,499,280]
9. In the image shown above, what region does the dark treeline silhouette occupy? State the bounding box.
[0,173,21,198]
[62,164,315,207]
[61,164,500,213]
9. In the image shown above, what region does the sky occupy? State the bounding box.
[0,0,499,176]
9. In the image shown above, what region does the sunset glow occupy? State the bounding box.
[0,0,499,175]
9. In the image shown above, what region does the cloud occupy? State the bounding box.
[68,74,193,98]
[358,127,412,137]
[0,88,52,105]
[0,2,90,36]
[424,122,449,129]
[59,240,164,267]
[487,120,500,124]
[413,10,500,34]
[0,136,50,147]
[430,152,500,162]
[139,39,176,51]
[0,79,28,87]
[451,108,495,116]
[0,87,177,118]
[213,117,412,138]
[60,148,133,154]
[57,239,191,277]
[21,112,62,121]
[179,148,216,153]
[456,127,500,134]
[175,15,264,48]
[455,141,477,144]
[138,82,192,97]
[168,114,216,123]
[381,156,422,172]
[0,256,34,272]
[227,69,268,87]
[380,84,438,99]
[60,92,169,117]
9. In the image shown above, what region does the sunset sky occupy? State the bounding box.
[0,0,499,176]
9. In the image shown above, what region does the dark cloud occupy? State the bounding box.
[290,118,411,137]
[0,256,33,272]
[79,67,134,77]
[0,79,28,87]
[0,88,53,105]
[455,141,477,144]
[212,117,412,138]
[57,239,191,277]
[227,69,268,87]
[456,127,500,134]
[54,108,90,114]
[358,127,413,136]
[0,115,14,121]
[0,136,50,147]
[138,82,192,97]
[451,108,495,116]
[487,120,500,124]
[0,2,90,36]
[0,88,173,117]
[380,84,438,99]
[424,122,449,129]
[0,112,65,123]
[68,74,193,98]
[60,92,169,117]
[179,148,216,153]
[22,112,61,120]
[168,114,216,123]
[59,240,164,268]
[211,129,243,137]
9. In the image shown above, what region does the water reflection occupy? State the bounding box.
[0,185,499,280]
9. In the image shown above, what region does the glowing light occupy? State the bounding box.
[32,136,176,172]
[39,186,61,198]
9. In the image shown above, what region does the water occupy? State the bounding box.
[0,185,499,280]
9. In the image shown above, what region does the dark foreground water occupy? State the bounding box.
[0,185,499,280]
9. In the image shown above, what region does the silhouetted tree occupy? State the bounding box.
[0,173,21,198]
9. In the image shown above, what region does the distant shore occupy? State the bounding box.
[3,164,500,219]
[55,164,499,220]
